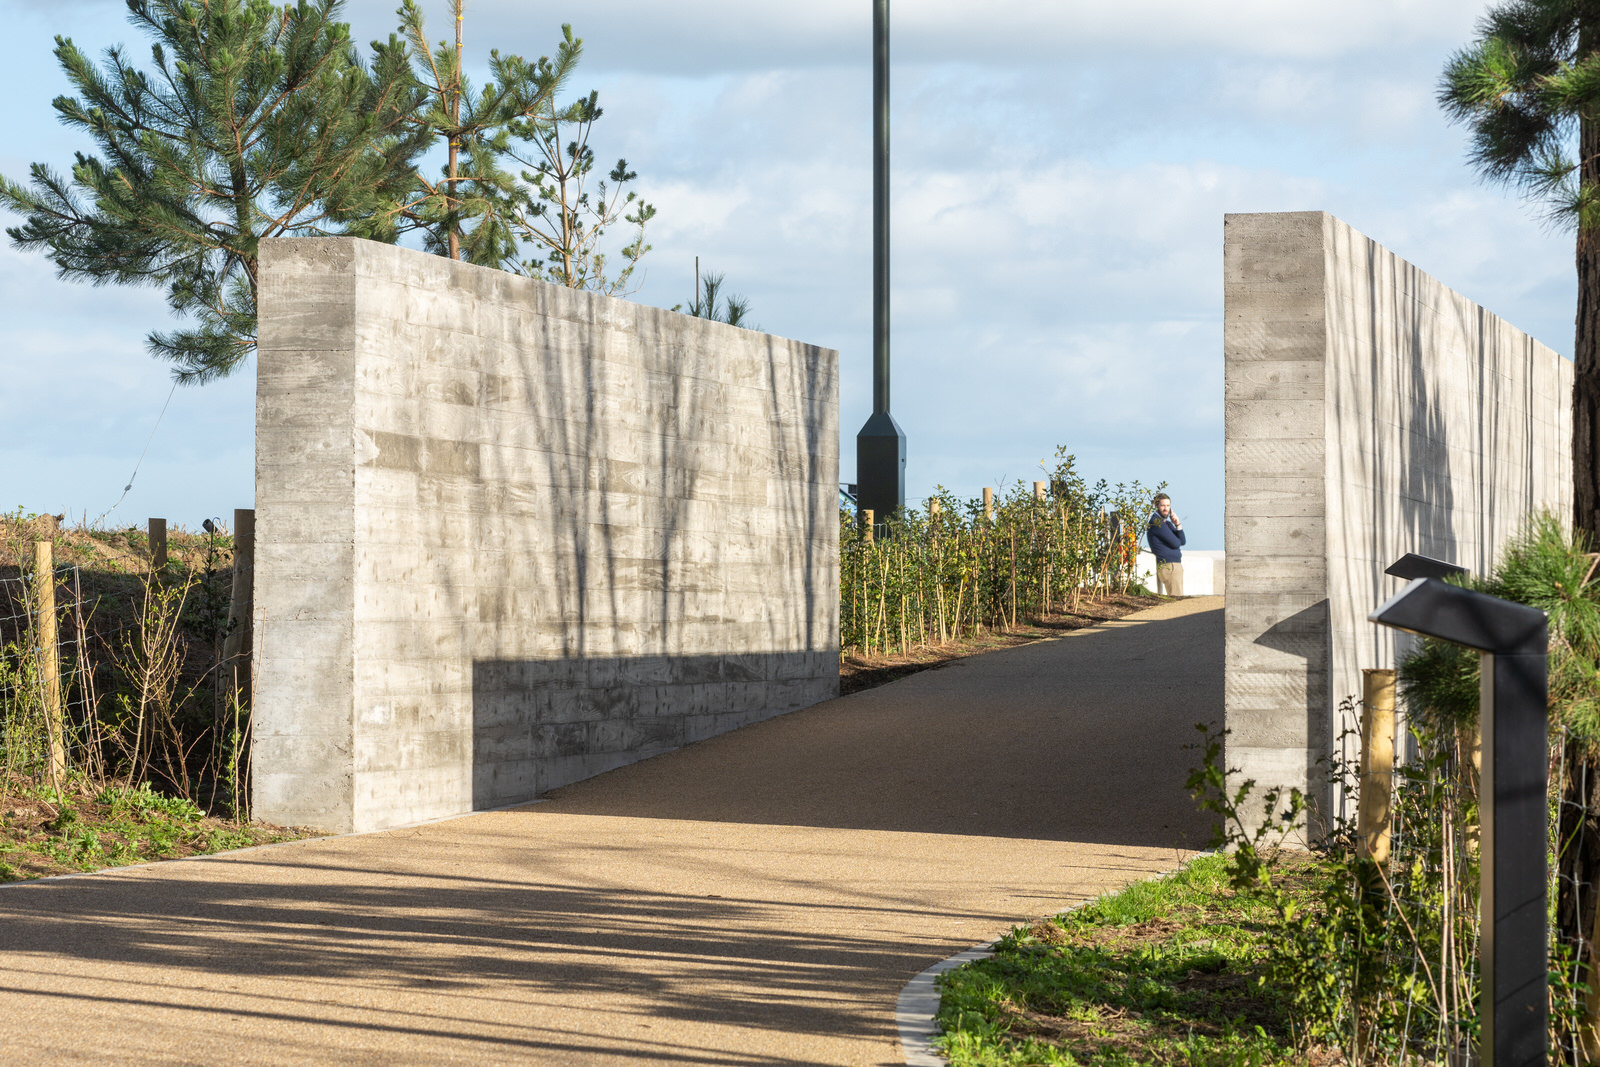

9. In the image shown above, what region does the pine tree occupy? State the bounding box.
[0,0,424,383]
[680,269,754,328]
[1440,0,1600,539]
[387,0,579,267]
[504,85,656,295]
[1440,7,1600,1054]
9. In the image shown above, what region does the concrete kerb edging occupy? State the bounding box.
[898,851,1215,1065]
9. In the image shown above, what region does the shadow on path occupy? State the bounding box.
[0,597,1222,1065]
[533,600,1223,850]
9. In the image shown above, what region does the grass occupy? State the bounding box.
[935,852,1335,1067]
[839,590,1167,695]
[0,774,319,882]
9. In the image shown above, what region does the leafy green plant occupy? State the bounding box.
[1187,720,1480,1063]
[840,449,1163,657]
[935,852,1306,1065]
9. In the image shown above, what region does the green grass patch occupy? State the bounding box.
[0,776,318,881]
[935,853,1332,1066]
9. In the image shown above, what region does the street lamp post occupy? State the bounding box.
[1369,576,1549,1067]
[855,0,906,524]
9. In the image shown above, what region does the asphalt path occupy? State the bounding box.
[0,596,1221,1065]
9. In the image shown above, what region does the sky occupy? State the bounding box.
[0,0,1579,550]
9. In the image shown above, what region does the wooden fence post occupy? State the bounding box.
[983,487,994,523]
[34,541,65,788]
[148,517,167,571]
[221,509,255,709]
[862,509,875,545]
[1359,668,1397,863]
[1033,481,1046,501]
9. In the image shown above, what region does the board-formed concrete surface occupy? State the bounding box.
[0,598,1218,1066]
[1224,211,1571,820]
[253,238,839,833]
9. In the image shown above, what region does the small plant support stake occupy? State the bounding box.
[1358,668,1395,863]
[34,540,66,787]
[1370,575,1549,1067]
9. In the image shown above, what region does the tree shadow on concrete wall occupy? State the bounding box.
[454,294,835,812]
[1317,247,1460,817]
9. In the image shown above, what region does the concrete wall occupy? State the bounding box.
[1224,211,1571,820]
[1134,550,1225,596]
[253,238,839,833]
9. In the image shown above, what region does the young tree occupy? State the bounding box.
[0,0,423,383]
[1440,1,1600,539]
[680,268,754,327]
[387,0,579,266]
[505,87,656,295]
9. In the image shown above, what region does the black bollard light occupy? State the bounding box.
[1369,576,1548,1067]
[1384,552,1468,581]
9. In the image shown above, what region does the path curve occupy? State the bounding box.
[0,597,1221,1065]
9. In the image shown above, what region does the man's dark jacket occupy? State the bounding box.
[1148,516,1185,563]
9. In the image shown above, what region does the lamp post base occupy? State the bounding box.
[856,411,906,522]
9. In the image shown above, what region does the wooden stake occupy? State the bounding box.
[863,508,875,545]
[34,541,66,787]
[148,517,167,571]
[221,509,256,711]
[1359,668,1396,863]
[1033,480,1046,501]
[983,487,994,522]
[1009,530,1017,628]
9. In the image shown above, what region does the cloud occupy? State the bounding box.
[337,0,1484,76]
[0,0,1576,548]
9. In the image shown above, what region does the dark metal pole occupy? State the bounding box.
[873,0,889,416]
[855,0,906,523]
[1481,647,1549,1067]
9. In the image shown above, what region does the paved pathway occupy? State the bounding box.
[0,597,1221,1065]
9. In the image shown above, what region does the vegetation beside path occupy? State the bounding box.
[0,773,317,883]
[934,853,1329,1066]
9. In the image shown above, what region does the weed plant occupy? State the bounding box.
[1175,514,1600,1063]
[1187,721,1485,1065]
[0,511,252,826]
[935,852,1313,1065]
[0,771,309,881]
[842,449,1162,656]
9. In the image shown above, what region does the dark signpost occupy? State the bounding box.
[855,0,906,523]
[1369,575,1549,1067]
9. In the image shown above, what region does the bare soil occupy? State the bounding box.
[839,591,1166,695]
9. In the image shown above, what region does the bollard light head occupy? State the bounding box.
[1369,577,1546,655]
[1384,552,1467,581]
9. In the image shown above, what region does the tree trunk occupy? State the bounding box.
[1579,44,1600,541]
[446,0,463,261]
[1572,43,1600,1058]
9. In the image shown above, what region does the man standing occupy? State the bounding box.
[1148,493,1185,596]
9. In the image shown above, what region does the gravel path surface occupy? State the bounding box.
[0,596,1221,1065]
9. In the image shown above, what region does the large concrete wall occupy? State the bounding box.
[253,238,839,833]
[1224,211,1571,820]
